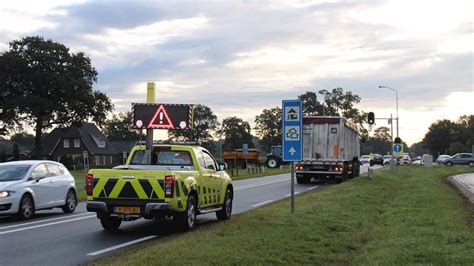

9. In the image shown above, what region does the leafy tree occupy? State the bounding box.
[373,126,392,142]
[218,116,254,150]
[168,105,219,143]
[254,107,281,152]
[13,143,19,161]
[10,132,35,150]
[457,115,474,149]
[297,88,368,139]
[298,92,324,116]
[0,36,113,158]
[104,112,143,141]
[318,87,361,117]
[422,119,462,155]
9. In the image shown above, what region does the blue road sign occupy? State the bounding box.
[282,100,303,161]
[243,143,249,156]
[392,143,403,157]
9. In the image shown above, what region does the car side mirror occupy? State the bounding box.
[218,163,227,171]
[31,172,46,181]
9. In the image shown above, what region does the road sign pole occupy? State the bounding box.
[146,82,156,164]
[291,162,295,214]
[282,100,302,214]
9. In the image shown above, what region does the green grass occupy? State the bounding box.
[94,166,474,265]
[70,170,87,202]
[70,166,290,202]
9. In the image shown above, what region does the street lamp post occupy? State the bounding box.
[379,86,399,138]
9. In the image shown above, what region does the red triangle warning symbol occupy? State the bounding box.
[148,104,175,129]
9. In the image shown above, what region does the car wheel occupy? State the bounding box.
[266,156,280,168]
[18,194,35,220]
[176,194,197,231]
[216,188,233,220]
[446,161,453,167]
[100,215,122,232]
[469,161,474,167]
[62,189,77,213]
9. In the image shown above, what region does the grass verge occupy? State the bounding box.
[95,166,474,265]
[228,165,290,181]
[70,170,87,202]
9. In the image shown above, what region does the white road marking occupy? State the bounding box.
[87,235,158,256]
[307,186,319,190]
[235,179,288,191]
[0,212,91,230]
[252,200,274,207]
[0,215,95,235]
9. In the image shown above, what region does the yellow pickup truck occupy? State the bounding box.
[86,143,233,231]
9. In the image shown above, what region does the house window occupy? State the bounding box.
[98,139,105,148]
[63,139,70,148]
[110,156,113,164]
[103,155,106,165]
[95,156,100,165]
[74,138,80,148]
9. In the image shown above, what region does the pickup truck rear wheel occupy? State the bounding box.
[216,188,233,220]
[100,216,122,232]
[176,194,197,231]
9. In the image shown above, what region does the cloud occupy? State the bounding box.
[0,0,472,145]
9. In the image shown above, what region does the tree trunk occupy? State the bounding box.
[34,115,43,160]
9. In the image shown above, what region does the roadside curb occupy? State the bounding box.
[448,174,474,204]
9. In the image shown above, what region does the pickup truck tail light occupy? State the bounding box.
[165,175,175,198]
[86,173,93,196]
[295,164,304,171]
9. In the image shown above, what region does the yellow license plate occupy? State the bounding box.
[114,206,141,214]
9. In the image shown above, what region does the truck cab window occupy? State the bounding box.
[202,151,217,171]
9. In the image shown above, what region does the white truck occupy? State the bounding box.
[295,116,361,184]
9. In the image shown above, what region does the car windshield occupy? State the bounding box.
[0,164,31,182]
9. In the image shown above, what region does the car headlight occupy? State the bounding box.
[0,191,15,198]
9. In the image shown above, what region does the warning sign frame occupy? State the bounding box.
[131,103,194,130]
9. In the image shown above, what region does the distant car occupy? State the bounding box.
[370,154,384,166]
[360,155,370,164]
[436,154,451,164]
[443,153,474,167]
[402,154,410,165]
[383,155,392,166]
[0,160,77,219]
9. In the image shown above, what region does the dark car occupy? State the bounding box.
[443,153,474,167]
[370,154,384,166]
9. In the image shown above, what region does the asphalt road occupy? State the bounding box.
[0,164,374,265]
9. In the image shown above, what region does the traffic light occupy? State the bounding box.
[368,112,375,125]
[394,137,401,144]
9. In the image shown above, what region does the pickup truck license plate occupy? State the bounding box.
[114,206,141,214]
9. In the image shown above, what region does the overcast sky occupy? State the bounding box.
[0,0,472,145]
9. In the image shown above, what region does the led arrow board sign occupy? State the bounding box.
[132,103,194,130]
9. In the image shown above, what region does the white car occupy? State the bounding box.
[360,155,370,164]
[0,160,77,219]
[383,155,392,166]
[436,154,451,164]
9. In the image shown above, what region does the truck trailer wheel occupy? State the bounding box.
[266,156,281,168]
[296,176,311,184]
